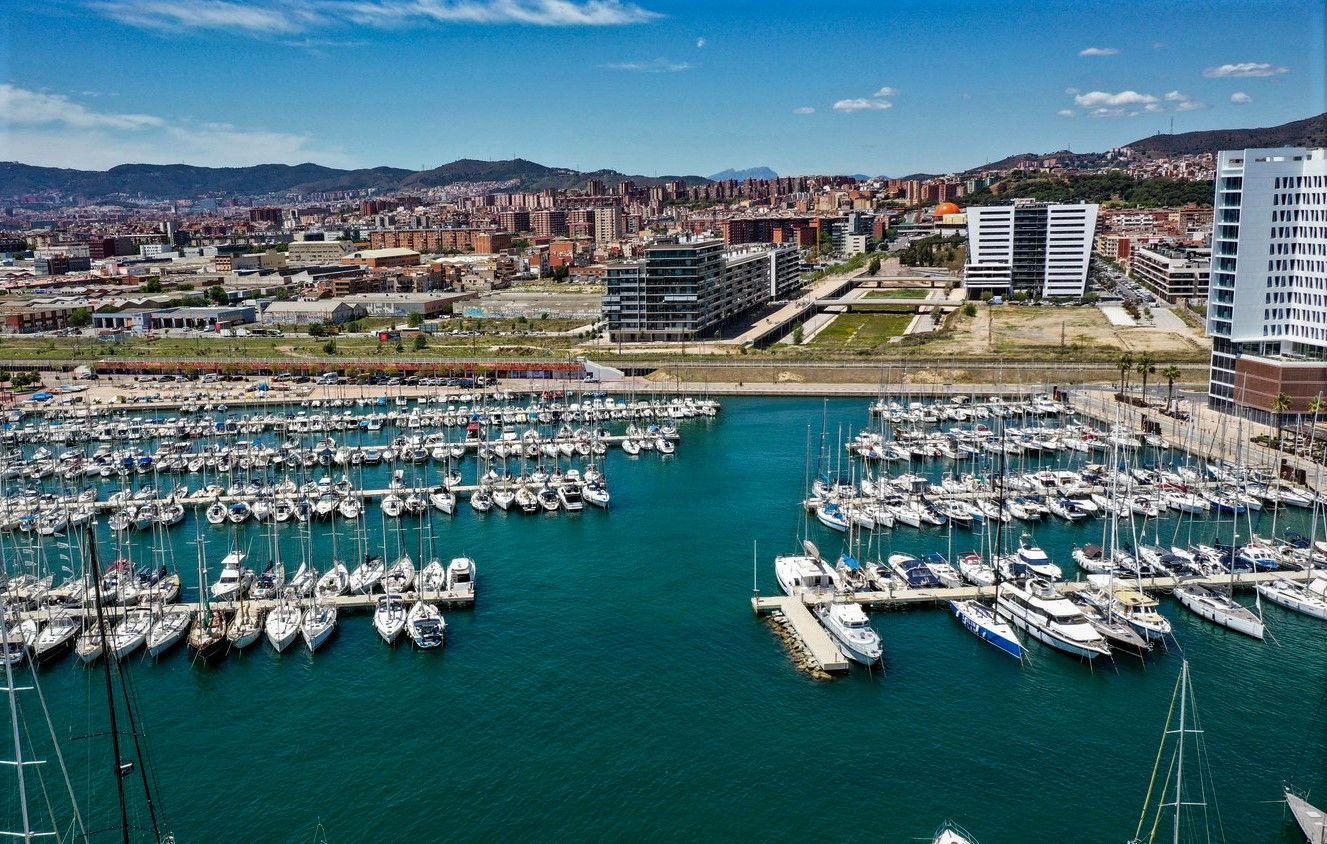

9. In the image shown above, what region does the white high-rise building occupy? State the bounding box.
[1207,148,1327,422]
[964,201,1099,298]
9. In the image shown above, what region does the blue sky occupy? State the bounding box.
[1,0,1323,176]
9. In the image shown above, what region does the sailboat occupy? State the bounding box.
[405,599,445,648]
[1128,661,1226,844]
[188,536,228,662]
[373,595,407,644]
[1283,787,1326,843]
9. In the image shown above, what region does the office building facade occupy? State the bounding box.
[603,240,799,342]
[1207,147,1327,421]
[1130,244,1211,302]
[964,201,1099,297]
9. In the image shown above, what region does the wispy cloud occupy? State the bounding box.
[1203,62,1288,78]
[1056,109,1075,118]
[0,84,163,130]
[87,0,663,34]
[0,83,353,169]
[1164,90,1207,112]
[1073,90,1157,108]
[1078,46,1119,56]
[695,36,705,48]
[833,98,893,112]
[1231,91,1253,104]
[832,86,897,112]
[792,106,815,115]
[602,58,690,72]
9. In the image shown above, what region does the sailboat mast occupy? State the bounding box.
[85,525,130,844]
[0,598,33,843]
[1172,660,1188,844]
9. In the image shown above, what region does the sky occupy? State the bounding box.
[0,0,1324,177]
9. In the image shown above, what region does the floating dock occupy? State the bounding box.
[751,595,849,673]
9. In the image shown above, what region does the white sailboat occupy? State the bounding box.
[264,602,303,652]
[144,606,192,657]
[1173,582,1264,639]
[405,600,445,648]
[373,595,407,644]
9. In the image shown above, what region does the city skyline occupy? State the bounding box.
[1,0,1323,176]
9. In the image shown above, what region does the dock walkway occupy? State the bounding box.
[751,594,849,672]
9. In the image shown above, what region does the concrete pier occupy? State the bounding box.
[751,594,849,672]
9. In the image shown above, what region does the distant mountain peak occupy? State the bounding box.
[708,166,778,181]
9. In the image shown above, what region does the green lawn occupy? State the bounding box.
[808,313,914,349]
[864,288,932,299]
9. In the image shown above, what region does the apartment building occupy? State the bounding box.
[287,240,353,264]
[1130,244,1211,303]
[964,201,1099,297]
[1207,147,1327,422]
[602,240,799,342]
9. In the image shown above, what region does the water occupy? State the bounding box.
[4,396,1325,843]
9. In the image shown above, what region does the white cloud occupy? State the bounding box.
[1074,90,1157,107]
[873,86,899,97]
[0,84,353,169]
[1143,102,1164,113]
[1231,91,1254,104]
[1056,109,1076,117]
[1163,90,1207,111]
[695,36,705,48]
[1078,46,1119,56]
[1175,100,1206,111]
[1164,90,1186,101]
[832,98,893,112]
[602,58,689,72]
[1088,108,1131,118]
[88,0,662,34]
[1203,62,1288,78]
[792,106,815,114]
[0,84,163,130]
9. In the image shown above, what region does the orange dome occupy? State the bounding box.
[934,202,960,217]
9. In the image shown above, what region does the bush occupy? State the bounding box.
[407,312,424,328]
[412,333,427,351]
[792,324,804,345]
[962,302,977,317]
[322,339,337,355]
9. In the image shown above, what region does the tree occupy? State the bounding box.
[412,333,427,351]
[307,322,327,338]
[792,324,804,345]
[142,278,163,294]
[1117,352,1134,396]
[206,285,228,305]
[322,339,337,355]
[68,308,92,328]
[1272,391,1292,447]
[394,341,405,353]
[407,312,424,328]
[1162,364,1182,411]
[1135,352,1156,403]
[962,302,977,318]
[1308,394,1326,462]
[867,256,881,276]
[274,287,291,300]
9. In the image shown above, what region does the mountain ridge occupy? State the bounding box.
[0,158,710,201]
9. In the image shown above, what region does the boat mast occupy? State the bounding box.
[85,524,130,844]
[0,598,35,843]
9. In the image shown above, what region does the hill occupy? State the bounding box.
[0,158,709,200]
[1122,112,1327,157]
[708,166,778,181]
[960,171,1214,207]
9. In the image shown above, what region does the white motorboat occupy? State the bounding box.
[1076,576,1172,641]
[301,604,338,652]
[1015,537,1062,579]
[814,601,882,665]
[774,543,841,598]
[995,578,1111,660]
[405,600,445,648]
[145,607,193,657]
[264,603,303,652]
[1173,582,1264,639]
[557,482,584,511]
[373,595,407,644]
[446,556,475,596]
[209,550,251,601]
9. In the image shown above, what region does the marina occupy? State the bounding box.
[1,394,1323,843]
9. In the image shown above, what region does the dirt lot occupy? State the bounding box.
[922,304,1210,361]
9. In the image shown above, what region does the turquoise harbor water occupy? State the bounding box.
[3,396,1325,843]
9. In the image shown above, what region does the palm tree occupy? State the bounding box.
[1117,352,1134,398]
[1272,391,1292,449]
[1162,364,1182,412]
[1136,352,1156,405]
[1308,394,1325,464]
